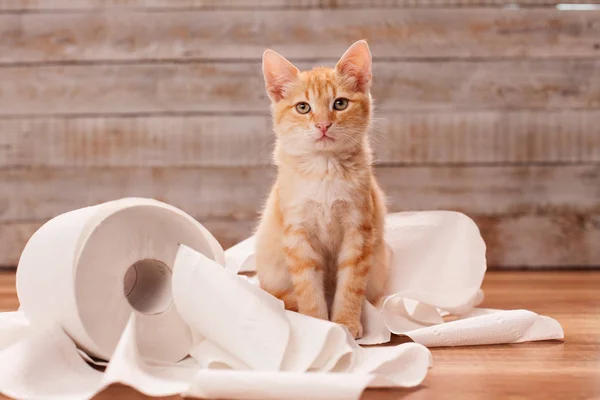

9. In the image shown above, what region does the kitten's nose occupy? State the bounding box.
[315,122,332,134]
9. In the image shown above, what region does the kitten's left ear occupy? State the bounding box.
[335,40,372,93]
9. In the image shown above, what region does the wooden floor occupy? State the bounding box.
[0,270,598,400]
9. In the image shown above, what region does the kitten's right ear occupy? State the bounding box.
[335,40,372,93]
[262,49,299,102]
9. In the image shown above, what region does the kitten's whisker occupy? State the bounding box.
[336,132,362,145]
[256,135,276,164]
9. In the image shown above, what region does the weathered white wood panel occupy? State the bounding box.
[2,111,600,167]
[0,116,274,167]
[374,111,600,165]
[1,60,598,116]
[2,9,599,64]
[0,222,34,267]
[478,213,600,268]
[1,165,598,222]
[1,0,598,271]
[0,167,275,222]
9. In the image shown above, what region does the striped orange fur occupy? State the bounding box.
[254,41,389,339]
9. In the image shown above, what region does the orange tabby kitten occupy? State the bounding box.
[255,40,388,339]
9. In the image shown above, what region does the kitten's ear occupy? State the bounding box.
[262,49,299,102]
[335,40,372,93]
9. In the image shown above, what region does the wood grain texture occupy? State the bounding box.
[0,221,36,267]
[0,110,600,168]
[478,214,600,267]
[1,60,599,116]
[0,269,598,399]
[1,0,598,273]
[374,110,600,165]
[1,165,599,222]
[3,111,600,168]
[0,167,276,222]
[2,9,599,63]
[0,116,274,167]
[1,0,600,11]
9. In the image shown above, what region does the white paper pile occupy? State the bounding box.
[0,198,563,400]
[227,211,563,347]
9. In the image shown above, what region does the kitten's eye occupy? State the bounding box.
[333,98,349,111]
[295,102,311,114]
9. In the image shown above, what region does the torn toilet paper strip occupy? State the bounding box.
[0,247,431,400]
[225,210,564,347]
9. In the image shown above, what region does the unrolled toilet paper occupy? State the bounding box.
[0,198,439,400]
[226,211,564,347]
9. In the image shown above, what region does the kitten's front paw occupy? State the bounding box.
[335,318,363,339]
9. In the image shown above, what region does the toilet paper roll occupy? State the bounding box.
[16,198,224,363]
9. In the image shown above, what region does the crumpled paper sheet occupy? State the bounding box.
[0,246,431,400]
[226,211,564,347]
[0,209,563,400]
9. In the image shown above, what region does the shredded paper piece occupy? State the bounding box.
[0,198,563,400]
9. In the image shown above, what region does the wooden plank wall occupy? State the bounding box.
[1,0,599,268]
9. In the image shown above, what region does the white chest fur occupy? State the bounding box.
[296,177,353,211]
[287,176,361,239]
[278,154,366,229]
